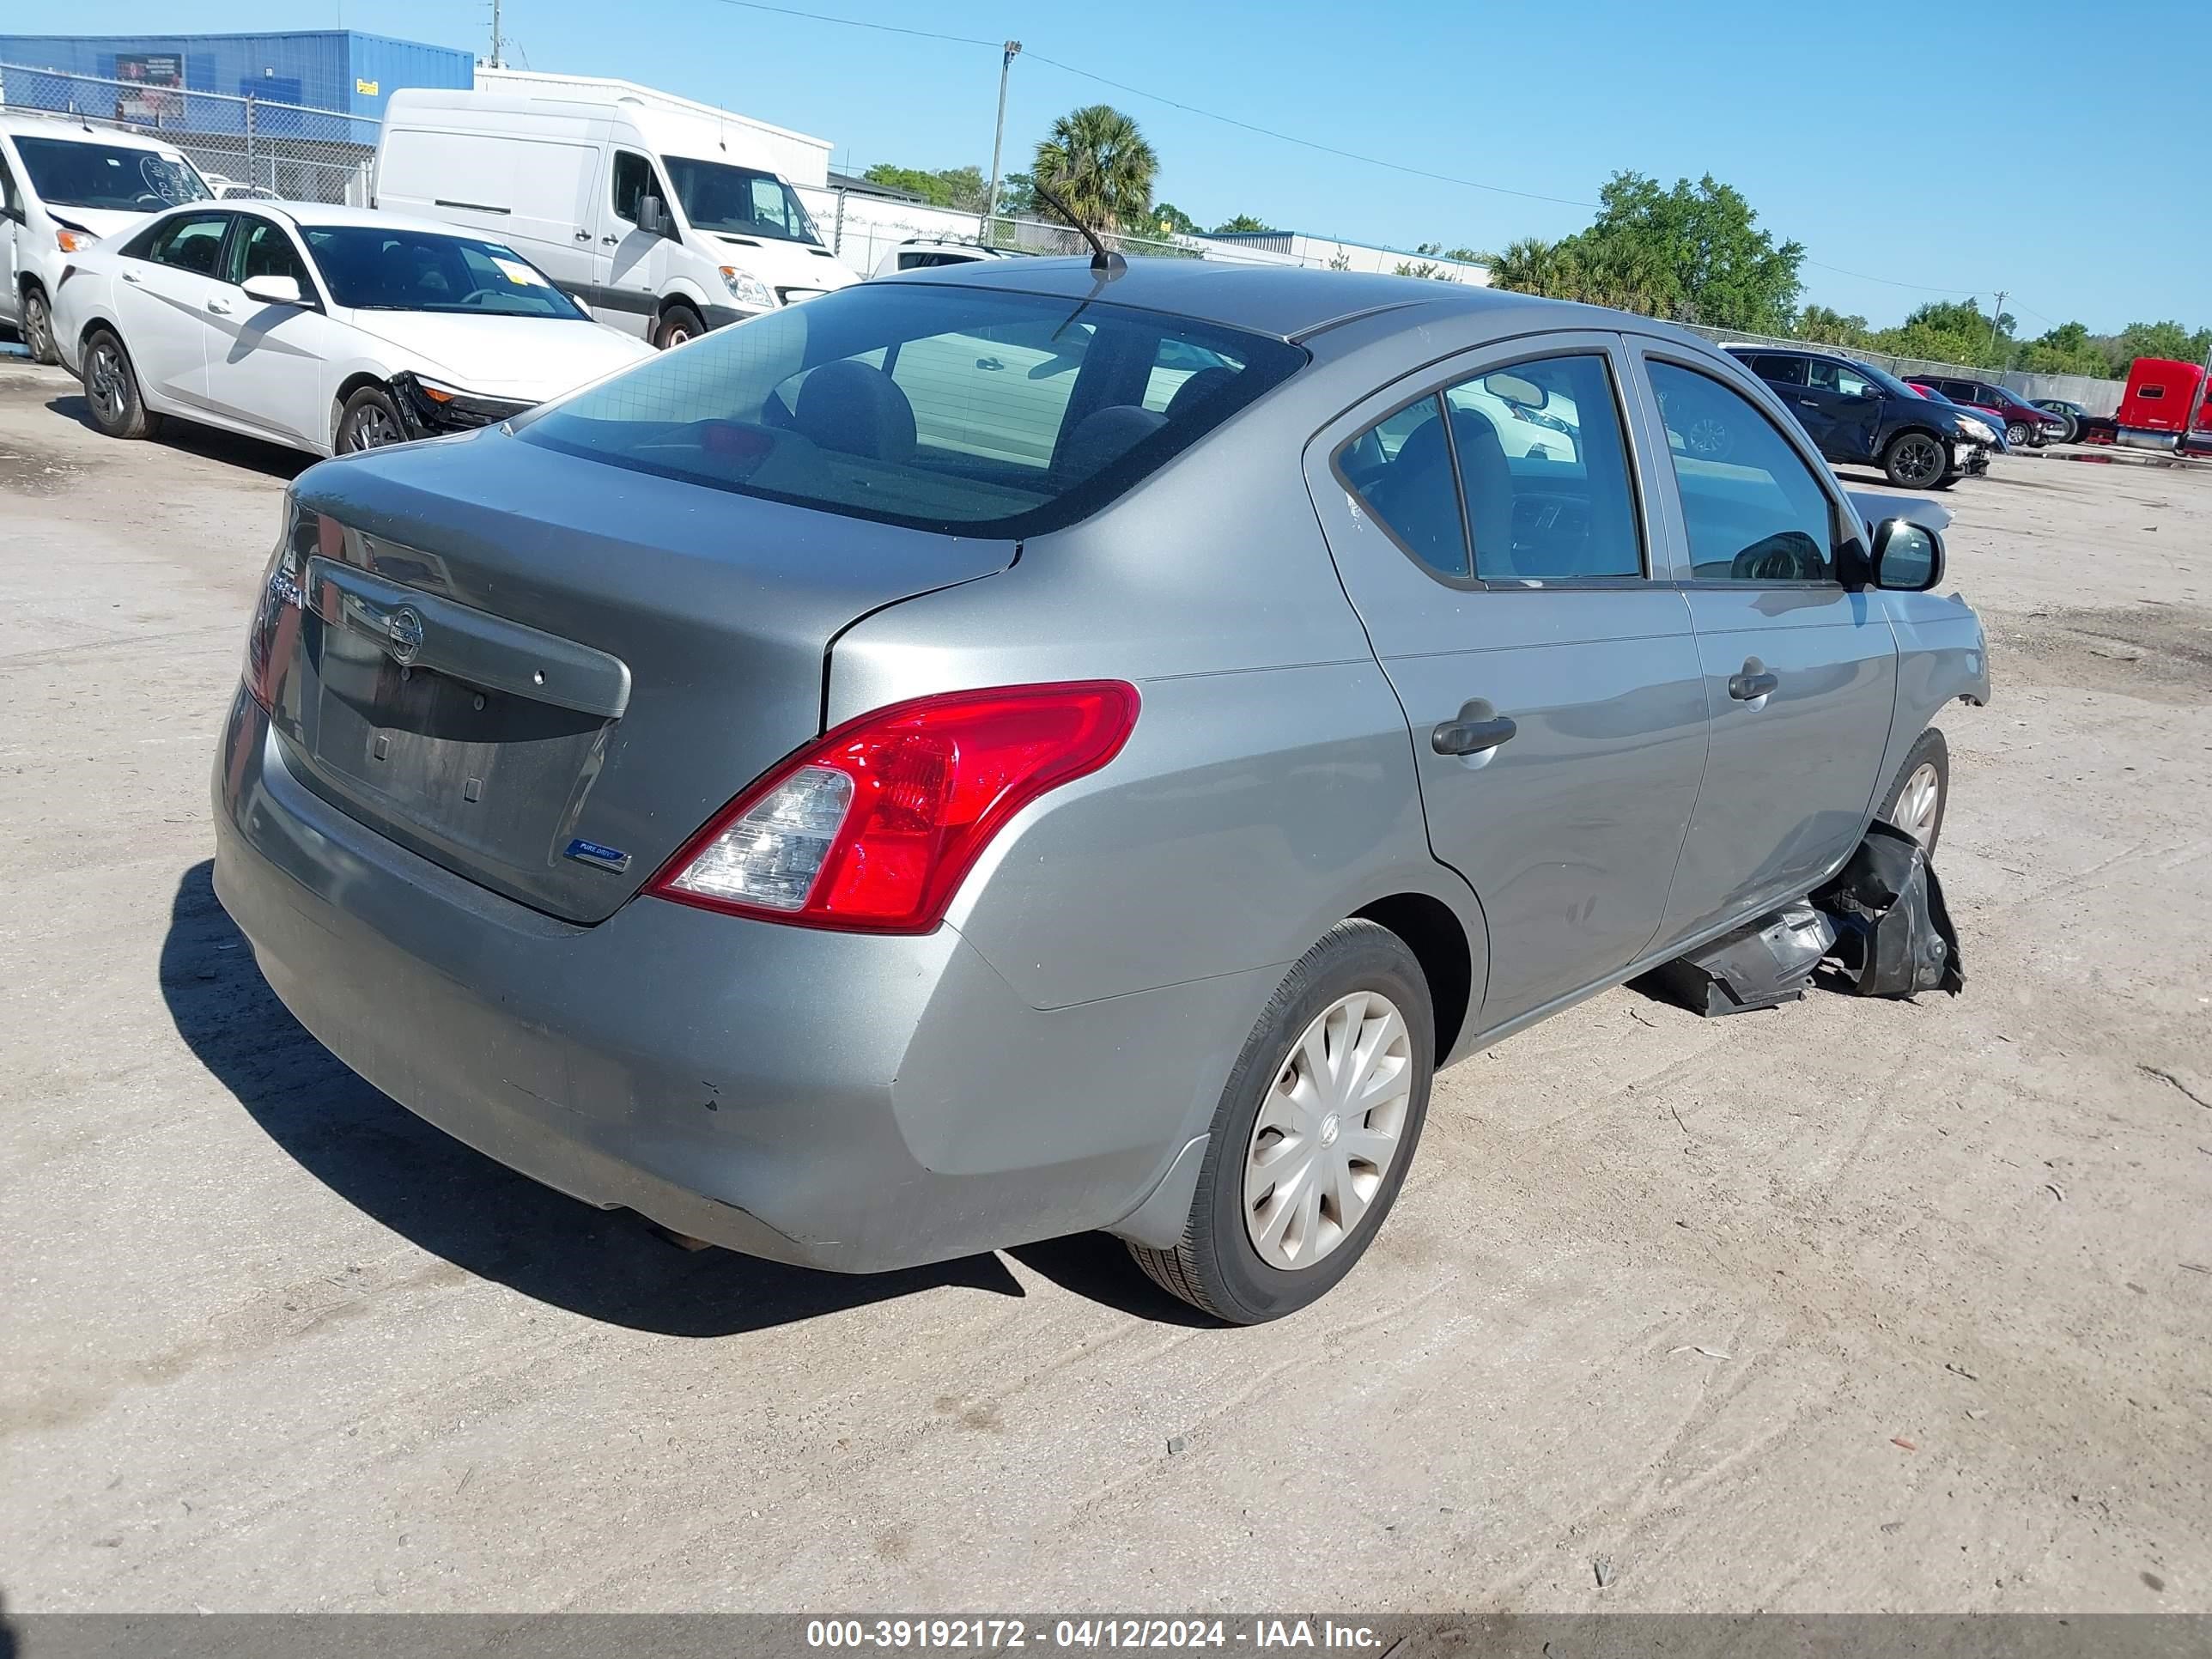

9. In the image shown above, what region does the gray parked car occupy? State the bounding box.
[213,259,1990,1322]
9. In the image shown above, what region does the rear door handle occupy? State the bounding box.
[1729,668,1779,701]
[574,228,593,240]
[1431,704,1518,756]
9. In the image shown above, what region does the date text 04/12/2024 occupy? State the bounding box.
[805,1620,1387,1650]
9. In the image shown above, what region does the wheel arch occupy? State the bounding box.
[1353,890,1475,1066]
[329,369,397,449]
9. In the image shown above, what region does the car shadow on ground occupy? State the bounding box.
[47,392,313,483]
[161,860,1213,1334]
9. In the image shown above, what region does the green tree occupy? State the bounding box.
[2111,319,2212,368]
[1868,299,2014,370]
[860,163,988,212]
[2016,320,2112,377]
[1152,201,1200,237]
[1559,172,1804,331]
[1031,105,1158,236]
[994,170,1036,217]
[1212,213,1270,234]
[1796,305,1871,348]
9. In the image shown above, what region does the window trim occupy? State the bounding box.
[1326,337,1656,594]
[1627,339,1860,591]
[133,208,237,278]
[611,147,668,228]
[222,211,329,309]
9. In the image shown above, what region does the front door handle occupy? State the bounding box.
[1729,667,1779,701]
[1431,703,1518,757]
[121,269,143,284]
[206,297,232,315]
[602,234,619,246]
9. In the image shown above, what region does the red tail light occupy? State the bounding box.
[648,682,1140,933]
[244,501,339,710]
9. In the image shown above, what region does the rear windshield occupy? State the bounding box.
[13,135,210,211]
[516,282,1306,537]
[302,226,586,318]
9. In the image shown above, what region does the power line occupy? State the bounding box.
[701,0,2051,310]
[704,0,998,49]
[1019,50,1601,210]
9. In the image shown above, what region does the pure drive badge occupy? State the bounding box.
[564,838,633,873]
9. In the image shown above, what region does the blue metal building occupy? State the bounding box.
[0,31,473,126]
[0,32,473,199]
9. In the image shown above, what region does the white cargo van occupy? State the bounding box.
[375,74,857,348]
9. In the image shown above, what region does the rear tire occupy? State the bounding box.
[82,328,159,440]
[335,386,406,453]
[1876,727,1949,854]
[1881,429,1947,489]
[1127,919,1435,1324]
[21,286,59,366]
[655,303,707,349]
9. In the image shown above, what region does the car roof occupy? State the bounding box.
[193,200,522,240]
[876,255,1662,344]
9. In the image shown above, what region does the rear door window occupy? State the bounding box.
[143,211,233,276]
[520,283,1304,537]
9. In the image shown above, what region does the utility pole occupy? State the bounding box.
[489,0,505,68]
[981,40,1020,242]
[1989,290,2007,359]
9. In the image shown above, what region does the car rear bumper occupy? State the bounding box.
[211,687,1254,1272]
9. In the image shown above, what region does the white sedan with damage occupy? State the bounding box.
[53,203,651,456]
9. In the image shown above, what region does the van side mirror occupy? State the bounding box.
[241,273,304,307]
[638,195,674,238]
[1870,517,1943,592]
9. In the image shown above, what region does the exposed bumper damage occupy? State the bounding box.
[1649,822,1964,1016]
[388,372,535,441]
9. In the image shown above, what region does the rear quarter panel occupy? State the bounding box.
[823,388,1487,1019]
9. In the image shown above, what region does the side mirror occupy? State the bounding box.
[1870,517,1943,592]
[638,195,674,238]
[241,273,304,307]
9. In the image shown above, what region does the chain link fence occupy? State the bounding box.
[0,62,377,206]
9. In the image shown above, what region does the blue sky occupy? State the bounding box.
[58,0,2212,332]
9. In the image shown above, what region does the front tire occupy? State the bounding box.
[21,286,59,366]
[654,303,707,349]
[2005,420,2031,447]
[1881,429,1947,489]
[1128,919,1435,1324]
[335,386,406,453]
[82,328,160,440]
[1877,727,1949,854]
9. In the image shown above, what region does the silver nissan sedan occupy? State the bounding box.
[213,258,1989,1322]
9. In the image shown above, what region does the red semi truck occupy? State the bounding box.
[2071,356,2212,454]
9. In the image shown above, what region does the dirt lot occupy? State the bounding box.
[2,357,2207,1614]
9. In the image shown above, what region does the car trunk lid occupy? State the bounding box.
[264,428,1016,923]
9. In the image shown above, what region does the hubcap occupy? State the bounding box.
[1898,437,1941,484]
[1243,990,1413,1272]
[26,295,51,355]
[1893,762,1942,846]
[1686,416,1729,459]
[88,343,125,422]
[346,405,400,450]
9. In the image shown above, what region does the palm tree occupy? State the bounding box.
[1476,236,1570,297]
[1031,105,1158,238]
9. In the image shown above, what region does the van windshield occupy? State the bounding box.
[664,155,821,245]
[516,281,1305,537]
[302,226,587,318]
[13,135,210,211]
